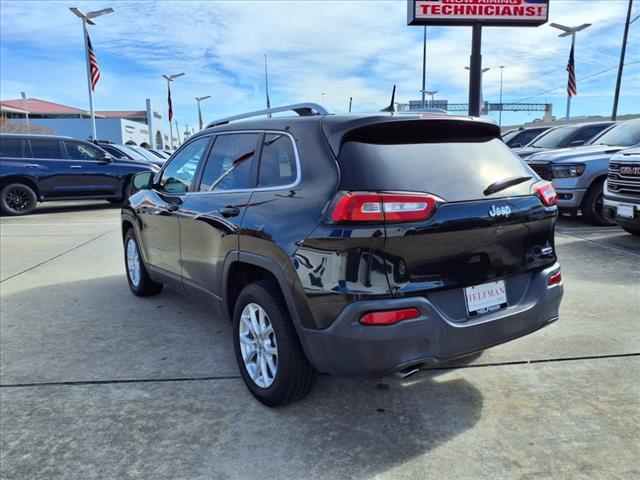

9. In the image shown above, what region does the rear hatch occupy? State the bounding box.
[326,117,558,313]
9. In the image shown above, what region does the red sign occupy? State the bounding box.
[408,0,549,26]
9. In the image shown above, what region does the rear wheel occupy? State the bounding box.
[124,229,163,296]
[0,183,37,216]
[232,280,317,407]
[581,180,615,226]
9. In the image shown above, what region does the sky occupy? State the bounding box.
[1,0,639,131]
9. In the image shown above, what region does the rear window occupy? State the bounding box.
[338,138,534,202]
[0,138,23,158]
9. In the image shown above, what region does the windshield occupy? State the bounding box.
[128,145,160,161]
[501,130,518,143]
[590,121,640,147]
[529,127,576,148]
[116,145,146,161]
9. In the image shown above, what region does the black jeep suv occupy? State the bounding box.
[122,104,564,406]
[0,134,158,215]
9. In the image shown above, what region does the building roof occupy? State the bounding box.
[96,110,147,119]
[1,98,91,116]
[0,101,29,114]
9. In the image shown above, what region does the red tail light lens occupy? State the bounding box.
[548,272,562,286]
[332,193,440,222]
[360,308,421,326]
[534,181,558,207]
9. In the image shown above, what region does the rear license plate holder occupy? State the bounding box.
[617,203,635,219]
[464,280,508,318]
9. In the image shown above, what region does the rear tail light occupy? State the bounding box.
[548,271,562,286]
[534,181,558,207]
[360,308,421,326]
[331,192,441,222]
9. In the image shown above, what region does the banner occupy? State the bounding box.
[408,0,549,26]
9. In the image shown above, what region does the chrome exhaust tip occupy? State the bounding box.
[395,367,420,379]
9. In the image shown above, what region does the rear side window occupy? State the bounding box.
[65,141,104,160]
[258,133,298,187]
[30,139,62,159]
[199,133,259,192]
[0,138,23,158]
[338,138,534,202]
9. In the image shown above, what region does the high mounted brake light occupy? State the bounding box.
[534,181,558,207]
[331,192,441,222]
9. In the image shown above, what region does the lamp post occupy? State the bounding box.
[195,95,211,130]
[612,0,634,120]
[421,26,427,109]
[162,72,185,150]
[498,65,505,126]
[465,66,490,115]
[321,92,325,104]
[20,92,29,127]
[550,22,591,121]
[69,7,113,141]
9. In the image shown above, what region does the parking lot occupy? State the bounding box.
[1,202,638,480]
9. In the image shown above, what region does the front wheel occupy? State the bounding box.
[581,180,615,226]
[233,280,317,407]
[0,183,37,216]
[124,229,163,296]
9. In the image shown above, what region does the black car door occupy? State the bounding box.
[135,136,212,279]
[62,140,119,196]
[178,132,261,311]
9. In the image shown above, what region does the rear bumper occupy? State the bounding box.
[300,263,563,376]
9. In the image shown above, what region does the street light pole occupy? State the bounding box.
[69,7,114,141]
[498,65,505,126]
[550,22,591,121]
[20,92,29,127]
[162,72,185,150]
[421,26,427,110]
[612,0,634,120]
[465,66,490,115]
[195,95,211,130]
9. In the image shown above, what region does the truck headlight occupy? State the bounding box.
[551,164,585,178]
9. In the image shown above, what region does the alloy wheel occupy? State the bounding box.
[126,238,141,287]
[4,186,34,213]
[239,303,278,388]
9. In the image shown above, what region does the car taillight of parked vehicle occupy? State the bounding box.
[534,181,558,207]
[331,192,442,222]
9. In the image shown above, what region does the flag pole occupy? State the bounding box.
[265,53,271,118]
[82,19,97,141]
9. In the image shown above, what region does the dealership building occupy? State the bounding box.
[0,97,178,150]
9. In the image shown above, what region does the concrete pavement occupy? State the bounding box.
[1,202,639,479]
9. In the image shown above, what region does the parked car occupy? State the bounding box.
[149,149,170,160]
[0,134,158,216]
[121,103,564,406]
[127,145,167,165]
[526,119,640,225]
[502,126,552,148]
[603,146,640,235]
[513,121,615,159]
[97,142,164,167]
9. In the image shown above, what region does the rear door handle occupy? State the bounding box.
[70,165,82,169]
[219,206,240,218]
[26,164,40,168]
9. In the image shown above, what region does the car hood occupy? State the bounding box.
[526,144,626,163]
[513,146,548,158]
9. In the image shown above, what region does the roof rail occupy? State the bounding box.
[206,102,331,128]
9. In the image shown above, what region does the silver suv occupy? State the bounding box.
[526,119,640,225]
[603,147,640,235]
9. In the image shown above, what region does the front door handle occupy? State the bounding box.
[219,206,240,218]
[167,203,180,212]
[25,164,40,168]
[70,165,82,169]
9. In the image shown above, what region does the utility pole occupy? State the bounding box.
[498,66,505,126]
[612,0,633,120]
[421,26,427,109]
[20,92,29,127]
[468,25,483,116]
[349,97,353,113]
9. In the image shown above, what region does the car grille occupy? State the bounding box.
[608,161,640,197]
[528,162,553,181]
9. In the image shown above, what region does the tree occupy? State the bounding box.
[0,118,53,134]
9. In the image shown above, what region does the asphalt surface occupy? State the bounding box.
[1,201,639,480]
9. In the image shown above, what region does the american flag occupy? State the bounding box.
[566,43,577,97]
[86,33,100,91]
[168,85,173,122]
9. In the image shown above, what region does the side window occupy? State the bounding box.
[0,138,23,158]
[65,141,104,160]
[158,137,210,194]
[199,133,259,192]
[259,134,298,187]
[518,130,542,146]
[573,126,605,144]
[29,139,62,159]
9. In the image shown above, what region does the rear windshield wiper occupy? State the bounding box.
[483,175,532,196]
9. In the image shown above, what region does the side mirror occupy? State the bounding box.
[569,140,585,147]
[99,154,113,163]
[131,171,154,192]
[511,143,522,148]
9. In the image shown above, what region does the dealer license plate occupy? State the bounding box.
[617,203,635,219]
[464,280,508,318]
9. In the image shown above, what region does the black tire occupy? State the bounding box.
[123,228,163,296]
[232,280,317,407]
[581,180,615,226]
[621,226,640,236]
[107,198,122,205]
[0,183,37,216]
